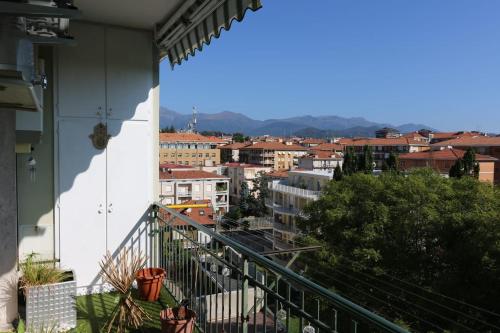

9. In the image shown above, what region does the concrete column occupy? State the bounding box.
[0,110,18,330]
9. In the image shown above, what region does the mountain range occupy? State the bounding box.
[160,107,435,138]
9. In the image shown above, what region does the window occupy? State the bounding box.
[193,184,200,192]
[163,154,168,158]
[212,153,216,157]
[185,153,190,157]
[206,184,212,192]
[178,154,182,157]
[199,153,202,157]
[199,210,205,216]
[164,185,172,192]
[184,161,189,165]
[192,153,196,157]
[171,153,175,157]
[205,153,210,157]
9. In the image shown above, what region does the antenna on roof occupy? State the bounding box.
[186,106,198,133]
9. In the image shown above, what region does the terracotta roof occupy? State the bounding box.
[339,137,429,146]
[159,132,225,143]
[302,138,326,144]
[240,142,307,151]
[399,148,497,162]
[266,170,289,178]
[314,143,344,151]
[219,142,251,149]
[160,170,229,180]
[161,200,216,226]
[402,132,426,139]
[432,136,500,147]
[304,150,343,159]
[159,163,193,169]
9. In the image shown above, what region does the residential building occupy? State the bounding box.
[301,138,326,148]
[225,163,272,203]
[402,131,430,143]
[432,136,500,184]
[219,142,250,163]
[375,127,401,138]
[340,137,430,169]
[399,148,497,184]
[159,170,230,214]
[267,170,332,247]
[239,142,308,170]
[298,150,343,171]
[427,131,484,144]
[313,142,344,152]
[159,132,225,166]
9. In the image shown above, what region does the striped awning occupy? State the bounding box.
[156,0,262,68]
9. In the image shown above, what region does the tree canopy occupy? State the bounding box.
[298,169,500,332]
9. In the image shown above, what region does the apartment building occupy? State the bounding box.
[301,138,326,148]
[298,150,343,171]
[219,142,250,163]
[427,131,484,144]
[159,133,225,166]
[267,170,332,247]
[432,136,500,184]
[375,127,401,138]
[225,163,272,203]
[239,142,307,170]
[399,148,497,184]
[340,137,430,169]
[159,170,230,214]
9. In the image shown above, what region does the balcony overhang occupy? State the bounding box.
[76,0,262,68]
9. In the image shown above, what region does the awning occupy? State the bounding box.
[155,0,262,68]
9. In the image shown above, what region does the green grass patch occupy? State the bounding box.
[74,289,177,333]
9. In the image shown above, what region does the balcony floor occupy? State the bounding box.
[76,288,177,332]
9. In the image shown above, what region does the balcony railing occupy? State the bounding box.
[265,200,302,216]
[273,222,296,233]
[152,203,408,333]
[268,182,320,200]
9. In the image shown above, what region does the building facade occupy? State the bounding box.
[239,142,307,170]
[159,133,225,166]
[267,170,333,247]
[225,163,272,203]
[159,170,230,214]
[219,142,250,163]
[432,136,500,184]
[298,151,343,171]
[399,148,497,184]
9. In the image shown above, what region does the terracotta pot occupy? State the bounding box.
[135,268,166,301]
[160,308,196,333]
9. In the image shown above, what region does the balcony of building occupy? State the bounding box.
[146,203,408,333]
[268,181,321,200]
[177,184,193,197]
[216,182,229,193]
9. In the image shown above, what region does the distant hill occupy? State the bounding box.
[160,107,435,137]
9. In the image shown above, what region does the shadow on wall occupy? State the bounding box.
[16,21,161,293]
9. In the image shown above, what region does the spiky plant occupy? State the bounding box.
[99,249,149,333]
[19,253,69,295]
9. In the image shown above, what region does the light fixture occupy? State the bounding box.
[0,71,41,112]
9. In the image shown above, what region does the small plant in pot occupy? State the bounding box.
[19,253,76,332]
[135,267,166,302]
[160,300,196,333]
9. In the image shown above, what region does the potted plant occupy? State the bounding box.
[19,253,76,332]
[160,304,196,333]
[99,249,150,333]
[135,267,166,302]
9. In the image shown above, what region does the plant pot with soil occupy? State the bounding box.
[135,267,166,301]
[160,305,196,333]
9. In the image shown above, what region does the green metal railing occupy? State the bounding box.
[151,202,408,333]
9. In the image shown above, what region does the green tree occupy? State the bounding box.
[357,145,374,174]
[232,132,246,143]
[160,125,176,133]
[250,171,270,216]
[298,169,500,332]
[463,147,478,177]
[449,158,465,178]
[342,147,357,175]
[385,151,399,172]
[334,164,343,181]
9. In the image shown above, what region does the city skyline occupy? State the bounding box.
[160,0,500,133]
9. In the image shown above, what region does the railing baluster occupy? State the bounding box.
[241,257,249,333]
[263,270,268,333]
[215,241,220,333]
[229,247,233,333]
[286,283,290,333]
[317,298,321,333]
[253,263,257,333]
[300,290,305,332]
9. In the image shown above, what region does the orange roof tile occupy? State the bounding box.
[339,137,429,146]
[219,142,251,149]
[266,170,289,178]
[159,132,226,143]
[314,143,344,151]
[399,148,497,162]
[240,142,307,151]
[160,170,228,180]
[161,199,216,226]
[305,150,343,159]
[302,138,326,144]
[432,136,500,147]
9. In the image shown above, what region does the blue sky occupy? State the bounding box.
[160,0,500,132]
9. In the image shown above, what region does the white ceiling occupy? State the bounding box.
[75,0,184,30]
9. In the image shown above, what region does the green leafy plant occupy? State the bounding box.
[19,253,69,294]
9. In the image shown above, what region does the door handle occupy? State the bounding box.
[98,203,103,214]
[108,203,113,213]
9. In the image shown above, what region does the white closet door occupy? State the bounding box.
[105,27,153,121]
[58,118,107,291]
[57,23,106,118]
[106,120,152,258]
